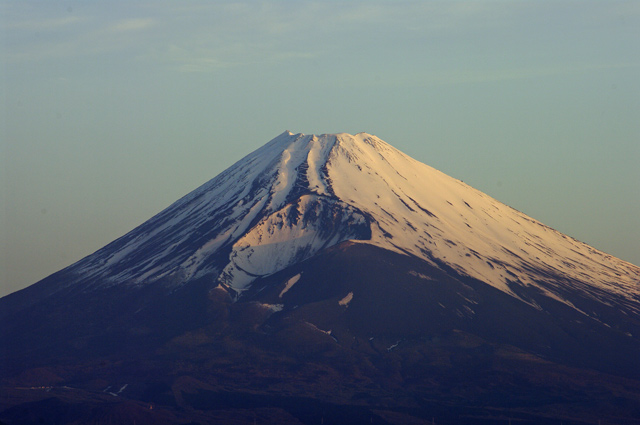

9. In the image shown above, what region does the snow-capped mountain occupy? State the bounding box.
[2,131,640,425]
[63,131,638,317]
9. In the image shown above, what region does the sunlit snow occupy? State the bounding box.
[339,292,353,307]
[65,131,640,322]
[280,273,301,298]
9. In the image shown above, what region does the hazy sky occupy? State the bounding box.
[1,1,639,297]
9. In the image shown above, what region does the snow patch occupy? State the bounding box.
[279,273,301,298]
[267,304,284,313]
[408,270,433,281]
[260,303,284,313]
[387,341,401,352]
[305,322,336,341]
[339,292,354,307]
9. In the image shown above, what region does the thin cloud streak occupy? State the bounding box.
[3,15,159,65]
[375,62,640,89]
[108,18,157,33]
[4,1,638,71]
[3,15,87,31]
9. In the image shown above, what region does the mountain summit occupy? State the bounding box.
[2,132,640,424]
[51,132,640,306]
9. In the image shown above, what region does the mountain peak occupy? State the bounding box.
[61,132,639,318]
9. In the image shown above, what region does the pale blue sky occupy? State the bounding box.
[1,1,639,296]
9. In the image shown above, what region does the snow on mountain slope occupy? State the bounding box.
[65,131,639,318]
[321,133,640,314]
[218,195,369,292]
